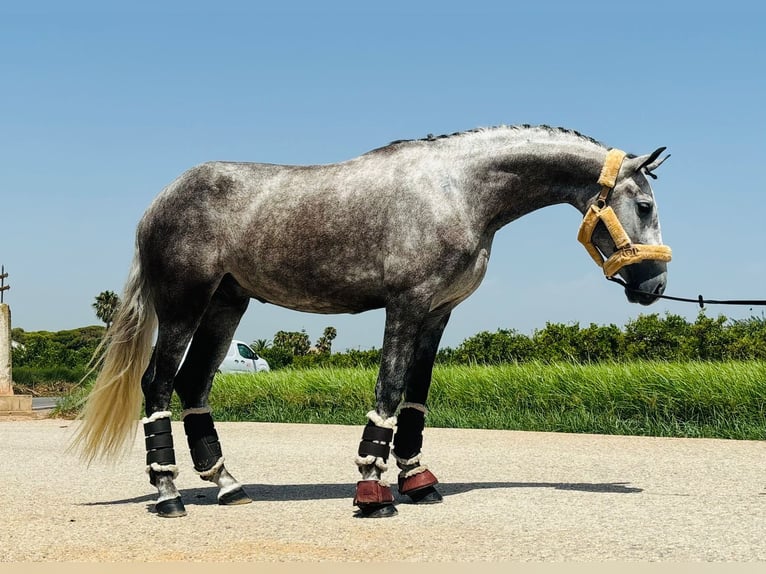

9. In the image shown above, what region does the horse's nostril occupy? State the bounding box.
[654,282,665,295]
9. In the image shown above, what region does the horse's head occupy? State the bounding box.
[579,147,671,305]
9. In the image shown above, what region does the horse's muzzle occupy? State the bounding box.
[622,262,667,306]
[625,282,665,305]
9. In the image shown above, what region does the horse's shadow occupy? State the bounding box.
[83,480,642,510]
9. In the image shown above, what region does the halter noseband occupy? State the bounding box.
[577,149,672,277]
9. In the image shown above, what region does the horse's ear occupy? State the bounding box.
[629,147,670,180]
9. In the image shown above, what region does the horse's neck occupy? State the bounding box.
[455,130,608,233]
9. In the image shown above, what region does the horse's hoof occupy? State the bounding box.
[355,503,398,518]
[155,497,187,518]
[218,487,252,506]
[407,485,443,505]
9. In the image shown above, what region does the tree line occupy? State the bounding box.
[256,311,766,369]
[437,311,766,365]
[11,308,766,377]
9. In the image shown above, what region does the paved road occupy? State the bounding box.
[1,418,766,562]
[31,397,58,411]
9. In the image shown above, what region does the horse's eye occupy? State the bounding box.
[636,200,653,216]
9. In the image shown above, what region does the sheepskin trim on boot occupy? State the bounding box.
[394,451,429,478]
[597,148,627,189]
[399,402,428,416]
[196,456,225,479]
[393,451,422,467]
[141,410,172,424]
[366,410,397,429]
[355,454,389,472]
[145,462,179,479]
[181,406,212,420]
[400,465,429,479]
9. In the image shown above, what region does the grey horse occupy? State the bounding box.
[72,124,670,518]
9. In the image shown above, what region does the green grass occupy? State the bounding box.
[425,361,766,439]
[56,361,766,440]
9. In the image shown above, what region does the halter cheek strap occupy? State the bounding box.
[577,148,672,277]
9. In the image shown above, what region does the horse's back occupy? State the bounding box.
[137,152,483,314]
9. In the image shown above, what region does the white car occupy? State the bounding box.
[218,340,270,374]
[179,339,270,374]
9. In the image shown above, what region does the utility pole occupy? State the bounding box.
[0,267,32,414]
[0,265,8,304]
[0,266,12,395]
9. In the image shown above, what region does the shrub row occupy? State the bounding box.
[437,312,766,365]
[257,312,766,369]
[12,312,766,387]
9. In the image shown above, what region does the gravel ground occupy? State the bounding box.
[1,418,766,562]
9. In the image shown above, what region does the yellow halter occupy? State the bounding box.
[577,149,672,277]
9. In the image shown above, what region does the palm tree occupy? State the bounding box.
[92,290,121,330]
[251,339,271,354]
[315,326,337,354]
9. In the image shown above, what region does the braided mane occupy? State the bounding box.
[368,124,605,155]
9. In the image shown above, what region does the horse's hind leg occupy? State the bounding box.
[142,326,200,517]
[174,275,251,506]
[141,281,220,517]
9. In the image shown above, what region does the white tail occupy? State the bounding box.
[70,250,157,463]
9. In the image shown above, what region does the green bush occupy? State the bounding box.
[257,346,294,369]
[621,313,690,360]
[293,348,381,369]
[12,326,104,369]
[446,329,536,364]
[12,311,766,380]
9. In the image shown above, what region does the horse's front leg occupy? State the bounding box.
[393,403,441,504]
[353,304,450,517]
[392,312,450,505]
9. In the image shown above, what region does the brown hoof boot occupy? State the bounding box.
[354,480,397,518]
[399,470,442,504]
[354,480,394,505]
[398,469,439,495]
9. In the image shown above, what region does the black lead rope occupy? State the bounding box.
[606,277,766,309]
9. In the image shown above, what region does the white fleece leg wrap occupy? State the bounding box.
[393,451,429,479]
[196,456,225,479]
[355,454,390,472]
[141,410,172,424]
[366,410,397,429]
[146,462,179,479]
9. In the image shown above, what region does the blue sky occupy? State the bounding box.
[2,1,765,351]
